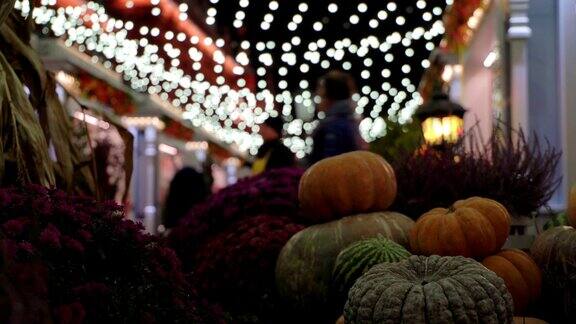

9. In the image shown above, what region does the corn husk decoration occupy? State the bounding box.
[0,3,97,195]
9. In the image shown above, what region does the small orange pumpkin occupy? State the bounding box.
[410,197,511,258]
[299,151,397,222]
[568,184,576,227]
[483,249,542,314]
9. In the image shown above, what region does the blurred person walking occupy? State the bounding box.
[163,167,211,229]
[309,71,365,165]
[252,116,296,175]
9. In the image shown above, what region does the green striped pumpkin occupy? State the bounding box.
[333,237,411,296]
[276,211,414,321]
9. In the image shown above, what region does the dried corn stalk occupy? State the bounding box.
[0,0,15,26]
[0,4,96,194]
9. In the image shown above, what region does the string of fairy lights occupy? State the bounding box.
[15,0,449,158]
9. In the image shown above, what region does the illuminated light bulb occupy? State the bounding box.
[293,14,303,24]
[350,15,360,24]
[343,61,352,70]
[269,1,279,10]
[396,16,405,25]
[313,22,323,31]
[236,11,245,20]
[298,3,308,12]
[233,66,244,75]
[328,3,338,13]
[358,3,368,13]
[378,10,388,20]
[387,2,397,11]
[381,69,391,78]
[369,19,379,28]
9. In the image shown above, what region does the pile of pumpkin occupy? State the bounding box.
[275,151,576,324]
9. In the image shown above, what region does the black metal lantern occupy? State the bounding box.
[414,93,466,146]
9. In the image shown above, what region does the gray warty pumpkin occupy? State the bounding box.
[344,255,514,324]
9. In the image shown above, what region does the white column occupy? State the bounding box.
[131,126,159,234]
[558,0,576,204]
[508,0,532,132]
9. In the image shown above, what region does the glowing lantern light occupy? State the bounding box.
[415,93,466,146]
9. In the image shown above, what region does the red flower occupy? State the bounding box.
[17,241,36,256]
[54,302,86,324]
[76,229,93,242]
[62,236,85,254]
[39,224,61,249]
[2,218,28,237]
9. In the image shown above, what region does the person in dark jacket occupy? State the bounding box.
[163,167,211,229]
[309,71,365,165]
[252,116,295,175]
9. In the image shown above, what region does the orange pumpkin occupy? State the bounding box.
[568,184,576,227]
[336,316,345,324]
[299,151,397,222]
[483,249,542,314]
[410,197,511,258]
[513,317,548,324]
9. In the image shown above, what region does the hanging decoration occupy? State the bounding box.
[17,0,449,157]
[78,72,136,115]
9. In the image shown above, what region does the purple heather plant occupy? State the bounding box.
[391,127,562,219]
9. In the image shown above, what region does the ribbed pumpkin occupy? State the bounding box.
[410,197,511,259]
[344,255,514,324]
[333,237,411,297]
[276,212,413,320]
[531,226,576,321]
[568,185,576,227]
[299,151,397,222]
[482,249,542,314]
